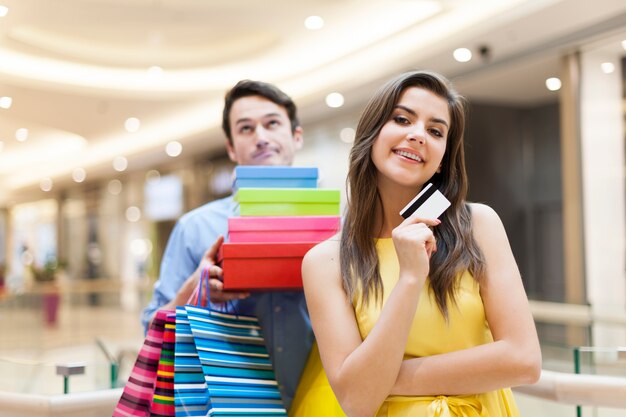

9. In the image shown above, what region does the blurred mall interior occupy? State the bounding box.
[0,0,625,415]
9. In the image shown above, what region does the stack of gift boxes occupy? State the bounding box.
[220,166,341,290]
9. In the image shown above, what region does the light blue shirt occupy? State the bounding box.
[141,195,314,409]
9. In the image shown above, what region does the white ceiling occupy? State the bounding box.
[0,0,625,203]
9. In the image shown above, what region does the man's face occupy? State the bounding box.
[225,95,303,166]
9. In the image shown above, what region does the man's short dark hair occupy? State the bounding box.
[222,80,300,144]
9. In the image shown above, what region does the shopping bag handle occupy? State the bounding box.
[196,267,210,308]
[194,266,241,316]
[184,267,210,306]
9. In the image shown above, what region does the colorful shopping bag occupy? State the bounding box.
[113,309,169,417]
[174,306,209,416]
[185,270,288,416]
[150,312,177,417]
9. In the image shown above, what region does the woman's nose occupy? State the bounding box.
[407,131,426,145]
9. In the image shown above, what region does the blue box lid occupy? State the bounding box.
[234,166,318,180]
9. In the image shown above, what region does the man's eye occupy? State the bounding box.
[239,125,253,133]
[266,119,280,128]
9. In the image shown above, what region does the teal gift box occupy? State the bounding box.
[233,166,318,189]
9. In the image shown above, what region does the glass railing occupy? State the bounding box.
[572,346,626,417]
[514,303,626,416]
[0,356,113,395]
[0,284,144,396]
[514,342,626,417]
[0,333,138,395]
[574,346,626,377]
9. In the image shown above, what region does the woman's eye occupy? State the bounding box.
[393,115,410,124]
[430,129,442,137]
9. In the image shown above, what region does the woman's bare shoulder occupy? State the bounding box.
[467,202,512,256]
[304,233,341,264]
[468,202,502,232]
[302,233,342,289]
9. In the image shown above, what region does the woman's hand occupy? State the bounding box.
[391,215,440,284]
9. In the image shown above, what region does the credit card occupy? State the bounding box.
[399,183,451,220]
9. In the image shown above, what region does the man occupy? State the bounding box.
[141,80,312,410]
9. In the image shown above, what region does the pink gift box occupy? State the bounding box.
[228,216,340,243]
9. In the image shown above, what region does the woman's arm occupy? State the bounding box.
[390,203,542,395]
[303,240,422,417]
[304,218,437,417]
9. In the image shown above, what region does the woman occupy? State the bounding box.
[300,71,541,417]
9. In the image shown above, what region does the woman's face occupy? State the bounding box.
[371,86,450,191]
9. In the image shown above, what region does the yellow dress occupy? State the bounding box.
[359,238,519,417]
[289,342,346,417]
[290,238,519,417]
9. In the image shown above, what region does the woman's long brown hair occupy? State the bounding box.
[340,71,485,317]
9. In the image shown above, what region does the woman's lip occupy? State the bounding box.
[393,149,424,163]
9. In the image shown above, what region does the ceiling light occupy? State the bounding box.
[146,169,161,183]
[15,128,28,142]
[0,96,12,109]
[304,15,324,30]
[125,206,141,222]
[113,156,128,172]
[325,92,344,108]
[147,66,163,78]
[165,141,182,157]
[108,179,122,195]
[340,127,356,144]
[453,48,472,63]
[72,167,86,183]
[0,5,8,17]
[131,238,152,257]
[622,40,626,50]
[40,178,53,192]
[125,117,141,133]
[600,62,615,74]
[545,77,561,91]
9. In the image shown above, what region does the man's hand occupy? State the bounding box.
[184,235,250,306]
[202,262,251,304]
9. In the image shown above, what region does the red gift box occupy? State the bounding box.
[220,242,317,290]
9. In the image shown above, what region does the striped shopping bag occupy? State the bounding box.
[174,306,209,416]
[150,312,177,417]
[113,309,169,417]
[184,270,287,416]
